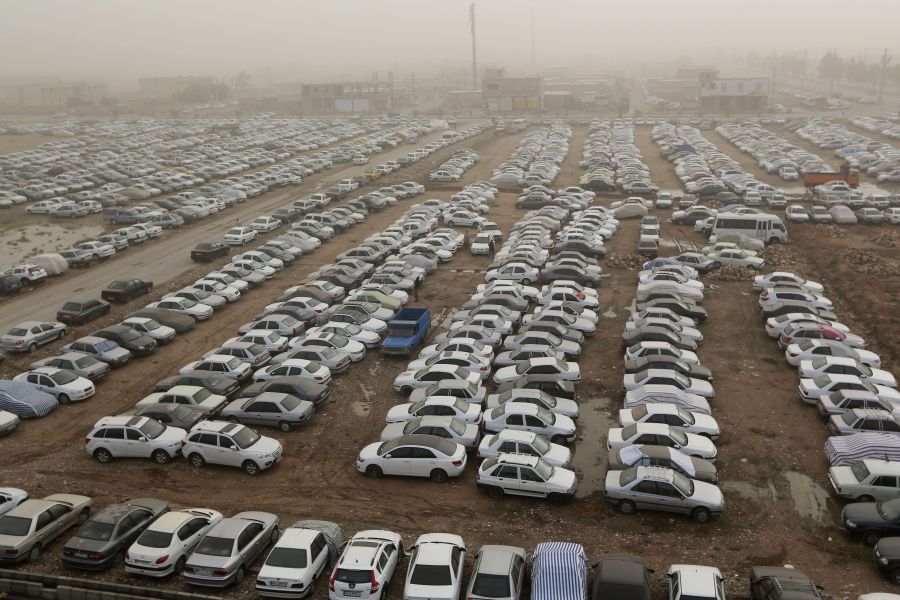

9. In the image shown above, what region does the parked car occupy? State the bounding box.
[0,494,93,563]
[591,555,652,600]
[328,530,402,600]
[191,242,230,263]
[58,336,131,367]
[476,453,577,500]
[257,520,342,598]
[13,367,95,404]
[465,545,526,600]
[183,420,282,475]
[101,279,153,303]
[183,511,280,587]
[124,508,223,577]
[403,533,466,600]
[220,392,315,432]
[85,415,186,464]
[357,434,467,482]
[56,298,111,325]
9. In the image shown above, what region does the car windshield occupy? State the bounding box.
[0,516,31,536]
[850,461,871,482]
[173,405,196,420]
[139,419,166,439]
[49,370,78,385]
[841,412,859,425]
[231,427,260,449]
[620,466,638,487]
[670,430,689,446]
[449,420,466,435]
[633,406,649,419]
[472,573,510,597]
[672,472,695,496]
[74,356,97,368]
[536,406,554,424]
[265,547,307,568]
[76,520,115,541]
[195,535,234,557]
[410,564,452,586]
[136,529,173,549]
[677,408,695,424]
[280,396,303,411]
[225,357,242,370]
[534,460,554,479]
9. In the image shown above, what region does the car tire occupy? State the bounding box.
[242,460,261,476]
[278,421,292,433]
[226,416,240,424]
[94,448,113,463]
[863,530,882,546]
[189,453,206,468]
[270,526,279,544]
[28,342,37,353]
[489,486,504,499]
[27,544,41,563]
[617,500,636,514]
[58,329,66,340]
[365,465,383,479]
[77,507,90,524]
[174,556,186,574]
[521,279,531,285]
[692,507,712,523]
[400,386,412,395]
[152,450,171,464]
[857,495,875,503]
[57,393,70,405]
[235,566,245,585]
[430,469,449,484]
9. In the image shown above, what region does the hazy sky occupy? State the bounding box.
[2,0,899,84]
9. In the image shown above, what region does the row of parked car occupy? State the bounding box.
[428,147,480,182]
[603,258,723,522]
[791,119,900,183]
[715,121,829,181]
[489,125,572,188]
[748,271,900,584]
[0,486,846,599]
[579,120,658,195]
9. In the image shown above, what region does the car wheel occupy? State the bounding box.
[94,448,113,463]
[400,385,412,395]
[857,495,875,503]
[152,450,171,464]
[278,421,292,433]
[28,342,37,353]
[548,493,567,505]
[489,486,504,499]
[58,329,66,340]
[448,221,455,226]
[430,469,449,483]
[234,566,245,585]
[521,279,531,285]
[551,435,567,444]
[27,544,41,563]
[189,453,206,468]
[226,415,239,424]
[863,530,882,546]
[365,465,383,479]
[270,526,279,544]
[692,507,712,523]
[242,460,261,476]
[617,500,636,514]
[57,393,71,405]
[77,508,90,524]
[174,556,186,574]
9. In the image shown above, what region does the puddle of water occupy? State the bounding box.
[784,471,830,524]
[571,396,614,498]
[1,223,105,265]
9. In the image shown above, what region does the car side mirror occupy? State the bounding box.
[383,453,392,459]
[228,445,238,451]
[139,436,147,442]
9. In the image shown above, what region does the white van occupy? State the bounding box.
[712,213,788,244]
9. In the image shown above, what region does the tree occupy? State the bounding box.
[819,51,844,80]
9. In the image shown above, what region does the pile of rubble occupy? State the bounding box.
[845,250,900,276]
[706,264,756,281]
[815,224,848,238]
[873,230,900,248]
[759,245,799,267]
[607,253,645,269]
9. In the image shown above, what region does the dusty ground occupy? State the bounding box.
[0,125,897,598]
[0,134,67,154]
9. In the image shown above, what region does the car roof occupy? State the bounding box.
[597,554,649,585]
[493,429,536,443]
[669,564,722,592]
[635,465,676,483]
[495,453,540,467]
[276,527,320,549]
[95,415,145,428]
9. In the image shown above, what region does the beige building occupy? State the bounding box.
[299,81,392,113]
[482,68,543,113]
[138,76,217,101]
[1,82,108,108]
[700,77,770,112]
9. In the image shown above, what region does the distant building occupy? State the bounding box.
[481,67,543,113]
[299,81,392,113]
[544,77,613,110]
[645,79,701,104]
[0,82,108,108]
[138,76,217,101]
[676,66,719,88]
[447,90,483,108]
[700,77,770,112]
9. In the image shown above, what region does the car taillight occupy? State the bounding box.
[181,440,187,447]
[155,555,169,564]
[15,339,23,345]
[369,571,380,593]
[213,570,228,576]
[4,549,18,555]
[480,366,488,371]
[64,548,73,556]
[784,336,792,343]
[761,295,769,301]
[328,570,337,592]
[452,459,463,466]
[789,351,798,357]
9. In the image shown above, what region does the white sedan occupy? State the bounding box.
[753,272,824,293]
[147,297,213,321]
[310,323,380,348]
[799,356,896,388]
[765,313,848,338]
[624,341,699,365]
[253,358,332,384]
[385,396,483,424]
[617,403,720,439]
[798,374,900,405]
[482,403,577,444]
[124,508,223,577]
[223,226,258,245]
[706,249,764,269]
[607,423,718,460]
[623,369,714,398]
[784,339,881,368]
[406,351,492,380]
[13,367,95,403]
[485,263,540,285]
[250,216,283,232]
[493,358,581,386]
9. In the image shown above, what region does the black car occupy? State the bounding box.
[874,537,900,584]
[135,403,206,430]
[127,308,196,333]
[749,566,822,600]
[624,356,713,381]
[256,245,296,265]
[62,498,169,571]
[56,298,111,325]
[100,279,153,303]
[190,242,230,263]
[843,498,900,546]
[154,371,240,398]
[272,207,302,223]
[636,299,708,322]
[637,239,659,259]
[93,325,158,357]
[591,554,652,600]
[0,275,22,296]
[240,376,329,406]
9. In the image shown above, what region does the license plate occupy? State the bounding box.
[272,581,288,587]
[74,551,88,558]
[343,592,361,598]
[195,567,213,576]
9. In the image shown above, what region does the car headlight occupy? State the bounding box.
[845,519,857,528]
[880,557,889,565]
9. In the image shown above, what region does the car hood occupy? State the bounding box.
[843,501,888,526]
[691,480,725,507]
[247,437,282,457]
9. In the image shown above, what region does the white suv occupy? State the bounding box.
[182,420,282,475]
[124,508,223,577]
[667,564,726,600]
[404,533,466,600]
[329,530,402,600]
[85,415,187,464]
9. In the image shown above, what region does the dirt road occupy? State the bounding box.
[0,125,897,598]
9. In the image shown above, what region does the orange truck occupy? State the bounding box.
[802,167,860,187]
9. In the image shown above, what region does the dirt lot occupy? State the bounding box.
[0,134,67,154]
[0,125,898,598]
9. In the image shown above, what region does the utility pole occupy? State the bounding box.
[470,3,477,90]
[879,48,891,104]
[530,0,536,75]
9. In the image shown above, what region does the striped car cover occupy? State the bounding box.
[531,542,587,600]
[825,432,900,466]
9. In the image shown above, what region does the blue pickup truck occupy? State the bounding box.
[381,308,430,356]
